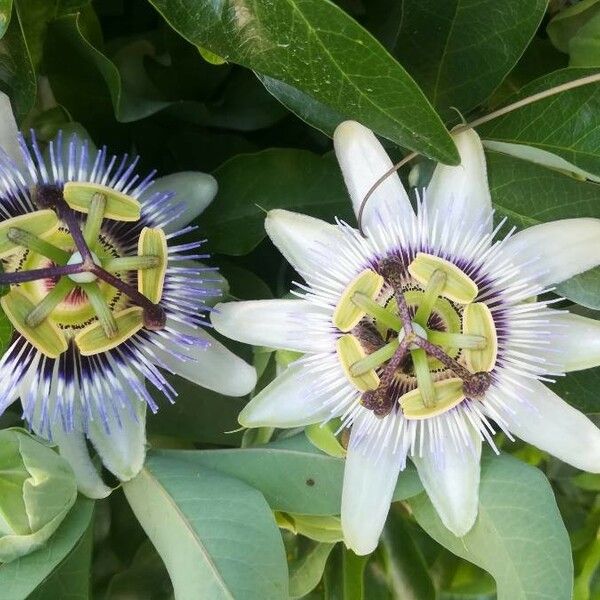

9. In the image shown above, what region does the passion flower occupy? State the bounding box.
[212,120,600,554]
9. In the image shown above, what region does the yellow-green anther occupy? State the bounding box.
[411,348,436,408]
[427,330,486,350]
[414,269,447,325]
[1,290,68,358]
[138,228,168,304]
[75,306,144,356]
[7,228,70,264]
[336,334,380,391]
[81,282,118,339]
[102,255,161,273]
[25,278,75,328]
[83,192,106,247]
[462,302,498,372]
[408,252,478,304]
[349,339,399,376]
[333,269,384,332]
[351,293,401,331]
[63,182,141,222]
[0,210,59,259]
[400,378,465,420]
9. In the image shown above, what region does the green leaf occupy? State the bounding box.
[45,12,170,132]
[479,68,600,178]
[391,0,546,120]
[203,149,352,256]
[408,454,573,600]
[146,0,459,164]
[153,434,423,516]
[0,1,36,121]
[0,0,11,40]
[547,0,600,66]
[0,497,94,600]
[380,506,435,600]
[549,366,600,416]
[288,539,335,599]
[147,374,248,446]
[27,520,93,600]
[123,453,289,599]
[487,150,600,309]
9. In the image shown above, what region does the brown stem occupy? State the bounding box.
[0,263,84,285]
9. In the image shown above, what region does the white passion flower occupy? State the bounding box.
[0,95,256,498]
[212,120,600,555]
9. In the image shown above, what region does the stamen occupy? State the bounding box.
[411,348,436,408]
[82,192,106,247]
[336,334,380,391]
[400,378,465,420]
[413,269,446,326]
[0,210,59,259]
[25,278,74,328]
[103,256,161,272]
[427,330,486,350]
[414,337,473,380]
[351,292,401,331]
[462,303,498,372]
[333,269,384,332]
[349,339,398,376]
[82,283,118,338]
[7,228,69,264]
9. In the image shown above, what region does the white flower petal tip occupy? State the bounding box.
[333,120,414,230]
[155,322,257,398]
[238,362,336,428]
[265,209,343,275]
[210,299,331,354]
[341,423,403,556]
[502,218,600,287]
[426,127,492,239]
[88,400,147,482]
[412,432,481,538]
[0,92,23,169]
[142,171,218,233]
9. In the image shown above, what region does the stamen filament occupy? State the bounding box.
[83,193,106,247]
[103,255,161,273]
[411,348,436,408]
[352,292,401,331]
[350,339,399,376]
[82,282,118,338]
[414,269,446,326]
[427,330,486,350]
[7,228,69,264]
[25,278,74,327]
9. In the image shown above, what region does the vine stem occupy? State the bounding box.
[357,71,600,236]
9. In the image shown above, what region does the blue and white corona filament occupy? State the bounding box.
[212,121,600,555]
[0,96,256,495]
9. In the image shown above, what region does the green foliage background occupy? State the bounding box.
[0,0,599,598]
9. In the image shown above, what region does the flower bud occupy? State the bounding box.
[0,428,77,563]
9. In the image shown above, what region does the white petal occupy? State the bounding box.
[88,396,147,482]
[537,310,600,373]
[141,172,218,233]
[53,427,112,499]
[495,378,600,472]
[0,92,24,170]
[239,361,338,428]
[158,322,257,397]
[501,218,600,287]
[265,209,344,276]
[333,120,415,231]
[211,299,332,353]
[342,421,403,555]
[426,128,492,239]
[411,429,481,537]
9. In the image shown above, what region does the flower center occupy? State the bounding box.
[334,254,497,419]
[0,182,168,359]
